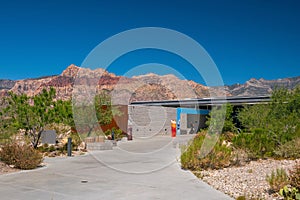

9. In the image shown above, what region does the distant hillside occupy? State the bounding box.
[213,77,300,97]
[0,64,299,102]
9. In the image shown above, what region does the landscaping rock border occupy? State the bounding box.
[0,161,19,175]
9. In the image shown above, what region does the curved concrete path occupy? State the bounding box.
[0,136,232,200]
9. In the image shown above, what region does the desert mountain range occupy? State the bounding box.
[0,64,299,103]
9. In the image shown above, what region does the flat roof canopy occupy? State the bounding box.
[130,96,271,108]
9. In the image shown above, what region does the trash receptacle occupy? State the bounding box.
[111,129,115,140]
[127,127,132,141]
[171,120,176,137]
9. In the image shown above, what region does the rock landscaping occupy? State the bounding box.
[197,159,300,200]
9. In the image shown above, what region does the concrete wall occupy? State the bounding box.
[128,105,176,138]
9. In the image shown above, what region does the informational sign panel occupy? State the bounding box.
[41,130,56,144]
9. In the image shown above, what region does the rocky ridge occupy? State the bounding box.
[0,64,299,101]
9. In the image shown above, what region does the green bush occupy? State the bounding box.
[0,142,43,170]
[233,129,275,159]
[266,168,289,193]
[181,132,233,170]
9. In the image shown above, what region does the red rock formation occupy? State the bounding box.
[2,64,298,101]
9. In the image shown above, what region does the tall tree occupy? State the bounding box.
[3,88,73,148]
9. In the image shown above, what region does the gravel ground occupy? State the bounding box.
[0,161,19,175]
[197,159,300,200]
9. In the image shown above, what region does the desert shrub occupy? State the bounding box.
[289,162,300,190]
[181,132,234,170]
[0,142,43,170]
[266,168,289,193]
[233,129,276,159]
[181,132,205,170]
[275,138,300,159]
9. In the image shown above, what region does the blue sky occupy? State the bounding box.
[0,0,299,85]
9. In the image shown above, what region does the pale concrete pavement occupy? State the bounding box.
[0,135,232,200]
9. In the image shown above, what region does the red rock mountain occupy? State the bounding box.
[1,64,299,102]
[0,65,210,102]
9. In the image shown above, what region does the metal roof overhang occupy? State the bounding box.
[130,96,271,107]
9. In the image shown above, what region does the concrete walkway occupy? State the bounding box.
[0,136,232,200]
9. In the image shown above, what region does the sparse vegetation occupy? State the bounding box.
[266,168,289,193]
[182,86,300,199]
